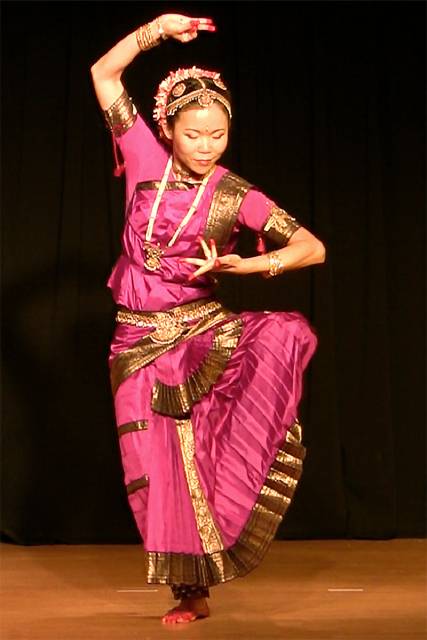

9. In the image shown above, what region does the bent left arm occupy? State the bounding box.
[184,228,325,279]
[238,226,326,275]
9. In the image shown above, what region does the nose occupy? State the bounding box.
[197,136,212,153]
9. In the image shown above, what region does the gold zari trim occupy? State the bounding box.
[175,419,224,554]
[204,172,252,253]
[118,420,148,437]
[116,300,222,330]
[110,302,233,395]
[126,474,149,495]
[136,181,194,191]
[151,318,243,417]
[116,300,226,347]
[146,420,306,586]
[103,90,137,137]
[263,205,301,246]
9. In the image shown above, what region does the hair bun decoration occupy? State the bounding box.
[171,82,186,98]
[153,66,231,130]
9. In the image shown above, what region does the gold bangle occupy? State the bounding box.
[267,250,286,277]
[135,20,161,52]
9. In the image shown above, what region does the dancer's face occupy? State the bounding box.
[163,102,229,176]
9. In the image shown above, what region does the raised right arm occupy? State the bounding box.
[90,14,216,110]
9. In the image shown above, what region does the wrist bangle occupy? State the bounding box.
[135,20,162,52]
[267,250,286,277]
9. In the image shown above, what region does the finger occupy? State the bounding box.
[195,23,216,32]
[198,236,212,259]
[209,238,218,259]
[188,259,216,281]
[179,257,205,266]
[190,17,214,25]
[189,18,216,32]
[179,32,196,42]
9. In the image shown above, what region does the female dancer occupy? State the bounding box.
[91,12,325,625]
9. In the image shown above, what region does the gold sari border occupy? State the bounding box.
[126,474,149,495]
[204,172,252,253]
[151,318,243,417]
[118,420,148,438]
[136,181,194,191]
[110,302,233,395]
[146,420,306,586]
[175,419,225,554]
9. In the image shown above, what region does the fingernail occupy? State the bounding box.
[188,274,195,282]
[207,26,216,31]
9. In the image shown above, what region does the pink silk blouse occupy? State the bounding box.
[108,114,279,312]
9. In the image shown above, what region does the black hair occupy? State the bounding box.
[165,76,232,127]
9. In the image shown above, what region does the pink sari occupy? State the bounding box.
[107,112,318,594]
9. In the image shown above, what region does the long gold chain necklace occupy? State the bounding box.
[143,156,214,271]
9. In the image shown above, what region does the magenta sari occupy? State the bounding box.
[107,112,318,593]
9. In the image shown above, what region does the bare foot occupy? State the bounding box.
[162,597,210,624]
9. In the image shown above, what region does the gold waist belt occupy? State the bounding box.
[115,299,224,345]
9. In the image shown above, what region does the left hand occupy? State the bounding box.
[181,237,249,280]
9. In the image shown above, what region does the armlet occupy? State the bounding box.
[263,205,301,245]
[103,90,137,137]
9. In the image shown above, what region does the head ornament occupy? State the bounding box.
[153,66,231,129]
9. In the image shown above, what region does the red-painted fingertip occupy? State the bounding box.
[197,235,204,244]
[188,274,196,282]
[207,26,216,31]
[214,259,221,268]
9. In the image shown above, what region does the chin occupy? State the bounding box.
[191,162,215,175]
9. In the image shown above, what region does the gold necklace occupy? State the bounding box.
[143,156,215,271]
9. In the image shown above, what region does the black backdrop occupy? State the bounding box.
[1,1,425,545]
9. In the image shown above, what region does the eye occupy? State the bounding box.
[212,133,224,140]
[185,133,198,140]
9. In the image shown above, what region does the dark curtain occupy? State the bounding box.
[1,1,425,544]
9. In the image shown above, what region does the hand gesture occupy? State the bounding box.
[159,14,216,43]
[181,238,249,281]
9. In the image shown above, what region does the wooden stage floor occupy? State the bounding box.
[1,539,426,640]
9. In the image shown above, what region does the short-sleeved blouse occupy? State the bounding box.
[108,113,298,312]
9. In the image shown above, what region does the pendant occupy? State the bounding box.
[143,242,164,271]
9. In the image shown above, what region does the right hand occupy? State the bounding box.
[158,14,216,43]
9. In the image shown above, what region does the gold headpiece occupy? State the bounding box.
[153,66,231,129]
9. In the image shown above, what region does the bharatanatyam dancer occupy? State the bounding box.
[91,12,326,625]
